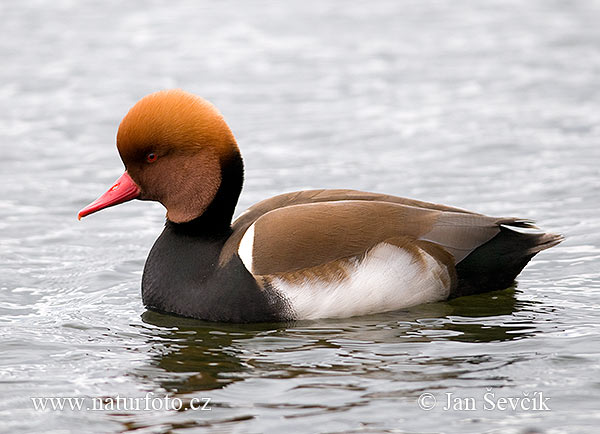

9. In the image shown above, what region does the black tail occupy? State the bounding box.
[453,221,563,298]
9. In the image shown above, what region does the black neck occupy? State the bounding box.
[166,149,244,238]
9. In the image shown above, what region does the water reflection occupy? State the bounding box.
[137,287,539,396]
[138,311,287,393]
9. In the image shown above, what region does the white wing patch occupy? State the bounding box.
[271,243,451,320]
[238,223,255,272]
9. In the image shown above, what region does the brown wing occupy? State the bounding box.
[220,189,514,273]
[234,189,480,229]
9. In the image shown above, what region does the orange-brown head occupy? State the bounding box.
[78,90,244,225]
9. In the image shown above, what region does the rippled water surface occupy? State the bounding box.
[1,1,599,433]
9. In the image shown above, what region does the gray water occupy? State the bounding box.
[1,1,599,433]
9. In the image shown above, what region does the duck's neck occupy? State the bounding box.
[166,149,244,238]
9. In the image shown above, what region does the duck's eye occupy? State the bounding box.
[146,153,157,163]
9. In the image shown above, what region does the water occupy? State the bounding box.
[1,0,599,432]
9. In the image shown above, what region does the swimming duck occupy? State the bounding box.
[78,90,562,322]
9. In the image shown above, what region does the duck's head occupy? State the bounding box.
[78,90,244,226]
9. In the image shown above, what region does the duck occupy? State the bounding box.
[78,89,562,323]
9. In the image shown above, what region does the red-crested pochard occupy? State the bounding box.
[78,90,562,322]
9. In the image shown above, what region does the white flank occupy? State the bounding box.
[238,223,255,272]
[272,243,451,320]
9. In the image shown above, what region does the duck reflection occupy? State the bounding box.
[138,310,286,394]
[137,286,538,396]
[408,286,543,343]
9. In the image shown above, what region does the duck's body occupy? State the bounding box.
[78,90,562,323]
[142,187,560,322]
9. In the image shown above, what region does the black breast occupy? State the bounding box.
[141,222,292,323]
